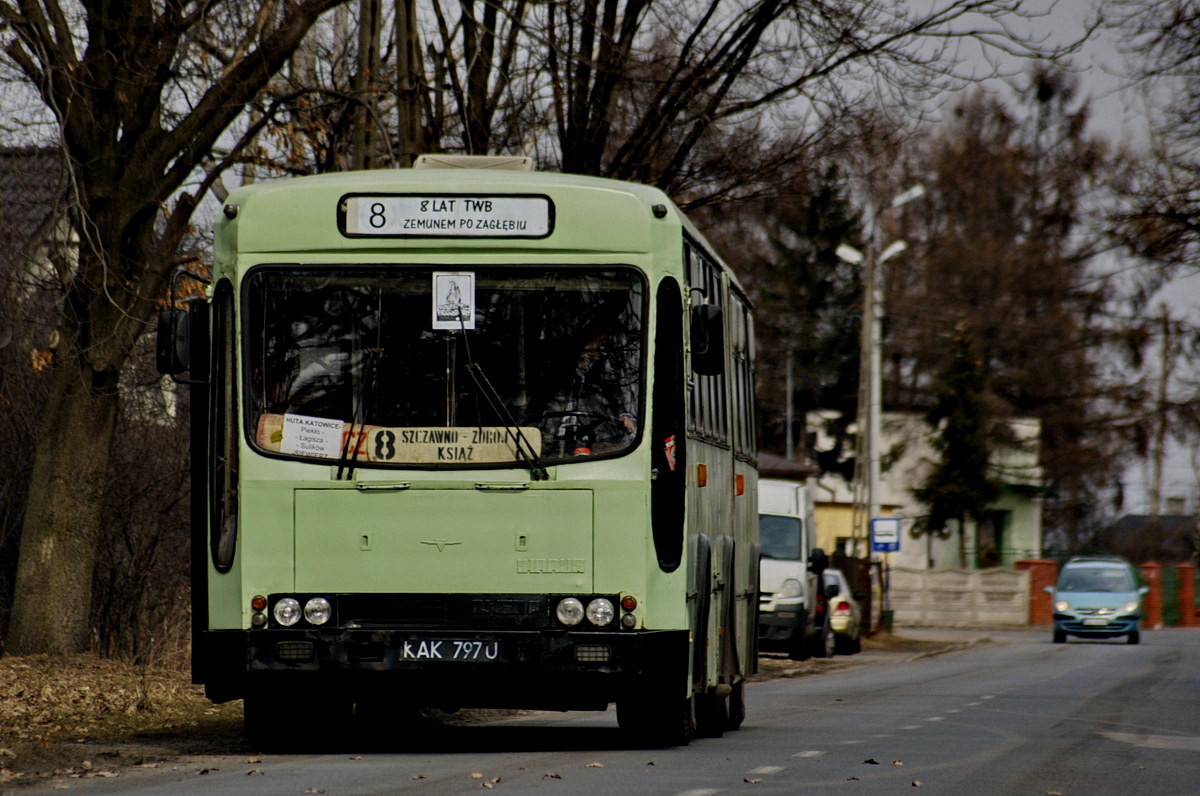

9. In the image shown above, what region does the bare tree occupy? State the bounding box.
[1106,0,1200,277]
[0,0,351,656]
[886,69,1139,551]
[245,1,1082,201]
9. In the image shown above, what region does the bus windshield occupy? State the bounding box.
[245,265,645,468]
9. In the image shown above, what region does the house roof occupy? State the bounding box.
[758,451,820,480]
[0,146,69,270]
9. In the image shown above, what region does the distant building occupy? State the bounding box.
[805,411,1045,569]
[1097,514,1198,564]
[757,450,820,481]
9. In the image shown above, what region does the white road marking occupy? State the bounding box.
[677,790,723,796]
[901,725,923,730]
[926,716,944,722]
[792,750,826,758]
[747,766,785,775]
[1101,732,1200,751]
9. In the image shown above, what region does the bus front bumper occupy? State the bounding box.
[198,628,689,709]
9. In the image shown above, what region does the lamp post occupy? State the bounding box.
[837,184,925,555]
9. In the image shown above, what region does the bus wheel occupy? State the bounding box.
[617,694,694,747]
[354,698,419,750]
[244,691,352,752]
[727,681,746,731]
[694,691,728,737]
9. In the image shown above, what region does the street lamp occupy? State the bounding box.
[838,184,925,555]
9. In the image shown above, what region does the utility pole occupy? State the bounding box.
[1151,303,1171,519]
[837,184,924,556]
[395,0,423,167]
[351,0,383,170]
[785,351,794,461]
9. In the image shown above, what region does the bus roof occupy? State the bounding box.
[217,166,745,294]
[222,168,664,252]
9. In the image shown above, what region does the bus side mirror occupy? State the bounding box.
[156,308,191,375]
[690,304,725,375]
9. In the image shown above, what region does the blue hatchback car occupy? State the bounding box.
[1045,557,1148,644]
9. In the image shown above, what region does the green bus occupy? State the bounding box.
[158,156,759,748]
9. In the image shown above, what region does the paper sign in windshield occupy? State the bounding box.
[279,414,345,458]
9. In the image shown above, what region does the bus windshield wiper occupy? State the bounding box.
[457,328,548,480]
[463,362,549,480]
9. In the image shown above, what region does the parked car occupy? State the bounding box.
[823,568,864,654]
[1044,556,1147,644]
[757,480,829,660]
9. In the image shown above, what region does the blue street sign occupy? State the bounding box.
[871,517,901,552]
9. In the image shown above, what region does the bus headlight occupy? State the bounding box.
[274,597,301,627]
[556,597,585,626]
[304,597,332,625]
[586,598,615,627]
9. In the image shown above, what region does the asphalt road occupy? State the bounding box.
[24,627,1200,795]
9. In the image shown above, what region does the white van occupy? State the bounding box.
[757,479,831,660]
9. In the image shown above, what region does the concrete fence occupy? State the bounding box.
[888,566,1030,627]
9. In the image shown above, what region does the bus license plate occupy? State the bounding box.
[400,639,502,662]
[1082,618,1109,626]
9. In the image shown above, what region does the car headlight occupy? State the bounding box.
[556,597,584,626]
[1123,601,1139,614]
[274,597,301,627]
[777,578,804,599]
[586,598,615,627]
[304,597,332,625]
[1054,600,1070,612]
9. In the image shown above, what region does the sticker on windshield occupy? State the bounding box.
[433,272,475,330]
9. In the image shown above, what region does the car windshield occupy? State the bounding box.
[759,515,802,560]
[1057,567,1134,593]
[244,265,645,468]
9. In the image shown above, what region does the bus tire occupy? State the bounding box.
[694,690,728,738]
[244,690,352,752]
[617,693,694,747]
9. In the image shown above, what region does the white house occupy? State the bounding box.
[805,411,1045,570]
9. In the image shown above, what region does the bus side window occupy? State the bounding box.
[210,280,239,571]
[652,276,686,572]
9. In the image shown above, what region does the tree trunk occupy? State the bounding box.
[6,347,121,655]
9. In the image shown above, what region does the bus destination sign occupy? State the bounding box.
[341,194,553,238]
[258,413,542,465]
